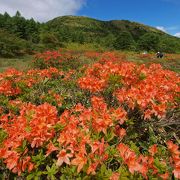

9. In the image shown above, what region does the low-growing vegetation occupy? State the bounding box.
[0,50,179,179]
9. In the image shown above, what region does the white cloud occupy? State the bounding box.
[174,32,180,37]
[0,0,86,22]
[156,26,167,32]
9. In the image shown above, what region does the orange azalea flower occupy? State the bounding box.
[117,143,148,177]
[0,148,11,159]
[90,141,100,153]
[148,144,158,156]
[4,151,19,171]
[166,141,180,155]
[159,172,169,180]
[115,126,126,138]
[28,162,34,173]
[87,162,99,175]
[56,149,73,166]
[74,103,85,112]
[109,172,120,180]
[21,156,31,172]
[119,128,126,138]
[31,137,44,148]
[111,108,127,124]
[71,153,87,173]
[45,142,58,157]
[166,141,180,179]
[173,167,180,179]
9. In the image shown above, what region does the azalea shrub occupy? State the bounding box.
[0,50,180,179]
[33,49,100,71]
[132,52,180,73]
[78,60,179,120]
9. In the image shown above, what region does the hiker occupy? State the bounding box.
[156,52,164,58]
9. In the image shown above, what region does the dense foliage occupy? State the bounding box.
[0,11,40,43]
[0,29,33,57]
[0,50,179,179]
[1,12,180,58]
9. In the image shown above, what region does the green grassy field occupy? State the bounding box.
[0,52,179,73]
[127,54,180,73]
[0,55,33,72]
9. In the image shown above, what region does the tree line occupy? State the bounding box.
[0,11,180,57]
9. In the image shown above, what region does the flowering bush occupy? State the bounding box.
[33,49,89,71]
[78,60,179,120]
[0,50,179,179]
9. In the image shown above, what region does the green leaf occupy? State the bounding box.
[129,141,139,154]
[154,157,166,173]
[43,77,49,84]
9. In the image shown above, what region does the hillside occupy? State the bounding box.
[0,13,180,57]
[46,16,180,52]
[46,16,164,39]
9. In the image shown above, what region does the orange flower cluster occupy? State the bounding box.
[167,141,180,179]
[84,51,100,59]
[0,95,127,175]
[115,64,179,119]
[55,96,126,173]
[78,57,179,119]
[46,90,63,107]
[0,67,63,96]
[117,143,174,179]
[118,143,149,178]
[0,103,59,175]
[33,50,127,71]
[34,50,63,62]
[78,61,134,92]
[0,68,23,96]
[0,50,179,178]
[33,49,81,69]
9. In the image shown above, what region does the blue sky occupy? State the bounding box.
[0,0,179,37]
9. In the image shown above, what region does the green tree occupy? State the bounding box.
[15,11,21,17]
[40,32,63,49]
[0,30,27,57]
[12,15,27,38]
[3,12,12,30]
[101,34,116,49]
[114,31,136,50]
[137,33,160,51]
[25,18,40,43]
[158,37,180,53]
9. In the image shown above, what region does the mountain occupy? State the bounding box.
[45,16,180,52]
[46,15,163,39]
[0,13,180,57]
